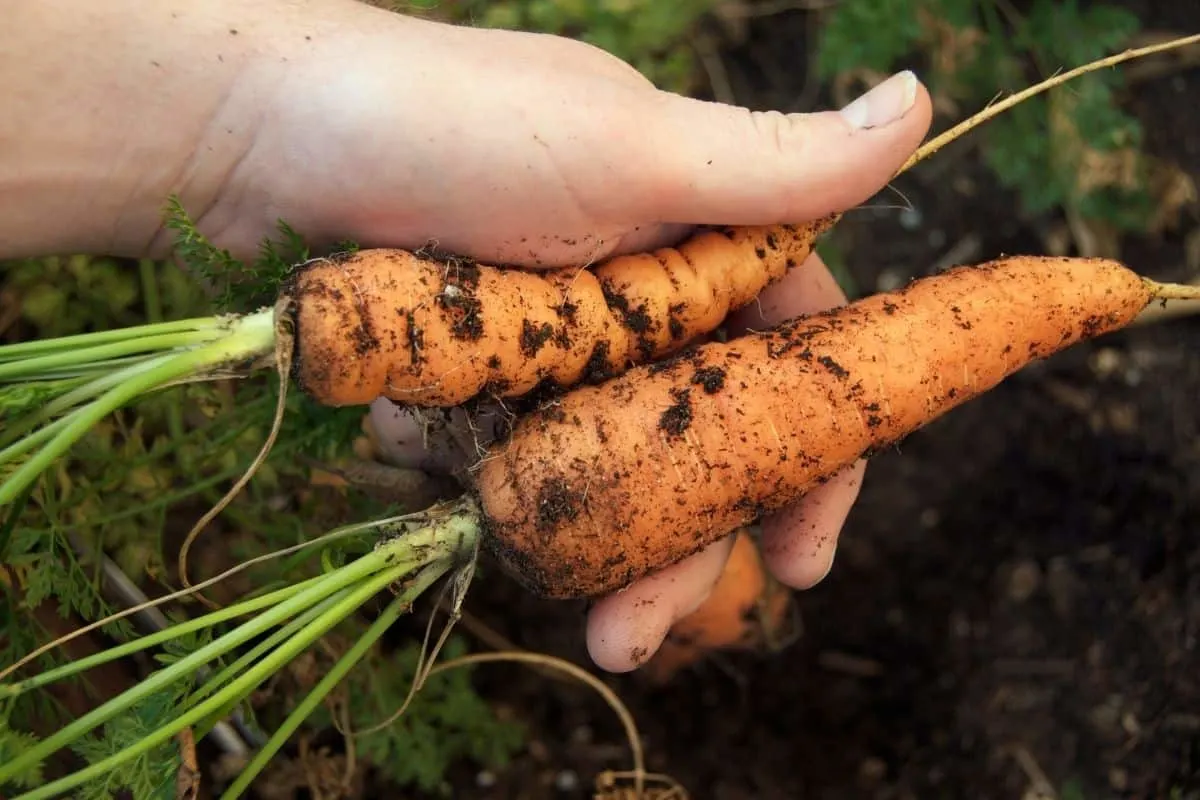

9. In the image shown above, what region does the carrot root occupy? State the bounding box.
[475,255,1186,599]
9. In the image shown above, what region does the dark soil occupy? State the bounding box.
[420,6,1200,800]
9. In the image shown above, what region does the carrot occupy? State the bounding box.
[287,216,836,407]
[642,529,793,684]
[474,255,1200,598]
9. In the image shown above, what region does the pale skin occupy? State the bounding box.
[3,0,933,672]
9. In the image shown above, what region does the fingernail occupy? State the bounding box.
[838,70,918,130]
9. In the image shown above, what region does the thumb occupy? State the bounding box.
[627,71,932,226]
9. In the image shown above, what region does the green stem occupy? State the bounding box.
[0,407,79,466]
[10,562,415,800]
[183,588,350,711]
[0,354,175,450]
[0,317,224,361]
[0,309,276,506]
[0,549,394,785]
[139,259,164,324]
[0,331,220,382]
[10,355,169,380]
[0,355,203,505]
[0,574,325,700]
[0,481,32,558]
[220,563,450,799]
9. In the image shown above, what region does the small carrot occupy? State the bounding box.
[642,529,793,684]
[474,255,1200,598]
[286,216,835,407]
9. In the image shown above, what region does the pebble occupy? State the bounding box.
[1006,560,1042,603]
[554,770,579,792]
[1089,347,1124,379]
[899,206,923,230]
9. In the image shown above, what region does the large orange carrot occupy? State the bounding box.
[642,529,793,684]
[287,216,835,407]
[473,255,1199,598]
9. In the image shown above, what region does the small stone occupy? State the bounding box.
[1109,767,1128,791]
[476,770,497,788]
[899,207,923,230]
[1006,560,1041,603]
[554,770,579,792]
[1090,348,1123,378]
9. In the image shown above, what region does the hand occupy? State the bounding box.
[4,0,932,672]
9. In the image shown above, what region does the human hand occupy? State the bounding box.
[4,0,932,672]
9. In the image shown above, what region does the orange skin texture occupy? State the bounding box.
[475,256,1154,599]
[642,529,793,684]
[288,217,835,407]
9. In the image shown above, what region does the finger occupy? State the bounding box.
[367,398,504,476]
[726,250,866,588]
[584,534,737,673]
[759,463,864,589]
[621,71,932,227]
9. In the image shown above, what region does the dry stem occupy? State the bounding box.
[899,32,1200,174]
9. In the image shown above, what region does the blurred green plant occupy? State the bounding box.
[815,0,1164,234]
[403,0,719,93]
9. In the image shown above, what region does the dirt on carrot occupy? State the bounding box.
[286,216,836,407]
[474,256,1169,599]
